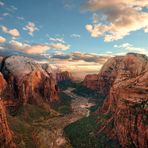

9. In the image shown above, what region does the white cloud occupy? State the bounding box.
[1,40,70,54]
[23,22,39,36]
[85,0,148,42]
[70,34,81,38]
[1,26,20,37]
[0,36,6,43]
[49,43,70,50]
[6,40,49,54]
[49,37,65,43]
[16,16,25,20]
[2,13,10,17]
[0,1,4,6]
[114,43,147,54]
[10,5,18,11]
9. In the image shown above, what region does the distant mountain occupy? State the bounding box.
[93,53,148,147]
[82,74,99,90]
[56,71,73,82]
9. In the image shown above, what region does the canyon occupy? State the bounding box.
[0,53,148,148]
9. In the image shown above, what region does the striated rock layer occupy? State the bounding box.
[1,56,59,110]
[0,99,16,148]
[0,56,60,147]
[83,74,99,90]
[0,72,16,147]
[96,53,148,148]
[56,71,73,82]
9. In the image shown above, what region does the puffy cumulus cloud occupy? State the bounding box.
[49,43,70,50]
[1,26,20,37]
[49,37,65,43]
[0,36,6,43]
[23,22,39,36]
[84,0,148,42]
[114,43,148,55]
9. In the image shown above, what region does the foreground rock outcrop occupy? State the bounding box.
[0,99,16,147]
[1,56,59,110]
[0,56,60,147]
[96,53,148,148]
[0,73,16,147]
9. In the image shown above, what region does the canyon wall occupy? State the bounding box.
[96,53,148,148]
[56,71,73,82]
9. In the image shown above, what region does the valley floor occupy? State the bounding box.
[32,88,95,148]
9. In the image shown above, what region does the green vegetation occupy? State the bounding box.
[58,80,78,90]
[64,115,120,148]
[73,85,99,99]
[58,80,100,99]
[60,79,118,147]
[51,92,75,115]
[7,104,52,147]
[142,114,148,125]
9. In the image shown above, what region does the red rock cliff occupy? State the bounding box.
[56,71,73,82]
[96,53,148,148]
[0,72,16,147]
[82,74,99,90]
[1,56,59,112]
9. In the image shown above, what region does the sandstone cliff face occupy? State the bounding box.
[0,72,7,97]
[0,56,4,70]
[0,99,16,148]
[0,72,16,147]
[1,56,59,111]
[97,53,148,148]
[82,74,99,90]
[56,71,73,82]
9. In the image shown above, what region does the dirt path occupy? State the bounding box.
[33,88,94,148]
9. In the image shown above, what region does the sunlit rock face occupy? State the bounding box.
[0,73,16,147]
[56,71,73,82]
[42,63,58,79]
[83,74,99,90]
[0,99,16,148]
[1,56,59,111]
[0,72,7,96]
[97,53,148,148]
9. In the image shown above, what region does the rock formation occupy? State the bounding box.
[0,99,16,148]
[56,71,73,82]
[1,56,59,112]
[0,72,16,147]
[82,74,99,90]
[96,53,148,148]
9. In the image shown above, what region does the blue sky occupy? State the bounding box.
[1,0,148,54]
[0,0,148,78]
